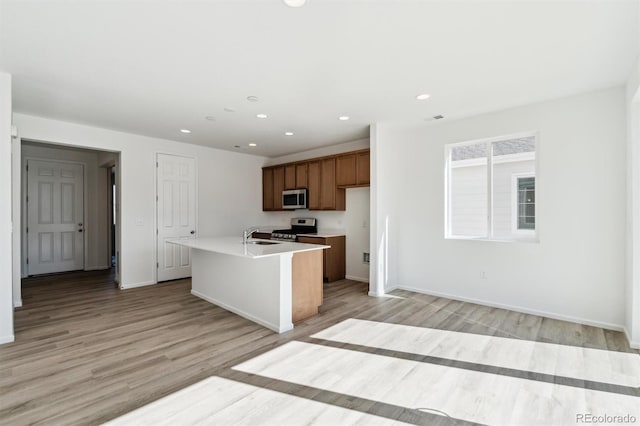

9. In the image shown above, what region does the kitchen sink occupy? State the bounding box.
[244,241,280,245]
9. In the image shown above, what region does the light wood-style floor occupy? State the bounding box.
[1,270,638,425]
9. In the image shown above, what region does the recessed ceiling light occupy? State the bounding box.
[180,129,191,134]
[416,93,431,100]
[283,0,306,7]
[256,114,268,119]
[249,143,257,147]
[338,116,350,121]
[247,96,259,102]
[285,132,294,136]
[224,107,236,113]
[205,116,216,121]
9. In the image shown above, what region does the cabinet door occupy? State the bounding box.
[298,235,345,282]
[273,166,285,210]
[320,158,336,209]
[356,151,370,185]
[262,168,274,211]
[297,236,327,281]
[295,163,308,189]
[307,161,321,210]
[336,154,357,187]
[284,164,296,190]
[324,236,346,282]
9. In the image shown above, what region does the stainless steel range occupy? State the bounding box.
[271,218,317,242]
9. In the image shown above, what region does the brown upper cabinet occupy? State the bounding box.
[262,148,369,211]
[320,158,345,210]
[284,164,296,190]
[273,166,285,210]
[295,163,308,189]
[307,161,321,210]
[262,168,274,211]
[337,150,370,187]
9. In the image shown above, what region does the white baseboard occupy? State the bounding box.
[13,299,22,308]
[84,265,111,271]
[120,280,156,290]
[346,274,369,283]
[391,285,625,333]
[191,289,292,334]
[0,335,15,345]
[623,326,640,349]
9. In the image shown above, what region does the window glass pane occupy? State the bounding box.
[491,137,536,237]
[492,137,535,156]
[449,142,488,237]
[517,177,535,230]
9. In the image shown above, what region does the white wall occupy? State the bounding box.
[372,87,627,330]
[626,56,640,347]
[0,72,14,343]
[21,143,112,278]
[344,187,370,281]
[260,139,371,282]
[13,113,267,289]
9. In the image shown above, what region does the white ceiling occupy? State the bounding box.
[1,0,638,157]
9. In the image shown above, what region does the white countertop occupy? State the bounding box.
[168,237,329,259]
[298,229,346,238]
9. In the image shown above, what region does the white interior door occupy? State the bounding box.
[157,153,196,282]
[27,160,84,275]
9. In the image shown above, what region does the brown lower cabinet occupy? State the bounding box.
[297,235,345,282]
[291,249,323,322]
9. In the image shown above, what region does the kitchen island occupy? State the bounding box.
[168,237,329,333]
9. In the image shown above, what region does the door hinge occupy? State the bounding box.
[156,162,158,168]
[156,229,158,235]
[26,195,28,203]
[156,195,158,202]
[26,258,29,265]
[26,165,29,172]
[156,262,159,268]
[26,227,28,233]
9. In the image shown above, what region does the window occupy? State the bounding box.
[445,133,537,241]
[515,175,535,231]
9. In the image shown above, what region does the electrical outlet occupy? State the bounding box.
[363,252,370,264]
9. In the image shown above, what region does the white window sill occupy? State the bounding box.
[445,235,539,244]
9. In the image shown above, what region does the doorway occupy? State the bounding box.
[26,159,85,275]
[21,141,120,281]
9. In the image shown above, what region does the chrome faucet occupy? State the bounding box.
[242,227,260,244]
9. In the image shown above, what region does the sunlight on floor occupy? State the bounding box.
[311,318,640,387]
[106,376,409,426]
[233,340,640,426]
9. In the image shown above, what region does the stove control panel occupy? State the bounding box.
[271,233,297,242]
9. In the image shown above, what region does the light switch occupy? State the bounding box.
[135,219,144,226]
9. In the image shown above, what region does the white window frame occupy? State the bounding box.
[444,131,538,242]
[511,172,536,236]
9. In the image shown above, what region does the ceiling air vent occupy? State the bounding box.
[433,115,444,120]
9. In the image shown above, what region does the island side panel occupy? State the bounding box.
[291,249,323,322]
[190,249,294,333]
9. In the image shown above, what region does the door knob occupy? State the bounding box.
[190,230,195,235]
[78,229,83,233]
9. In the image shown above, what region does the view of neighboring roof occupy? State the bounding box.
[451,136,535,161]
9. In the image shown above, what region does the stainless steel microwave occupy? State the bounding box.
[283,189,308,209]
